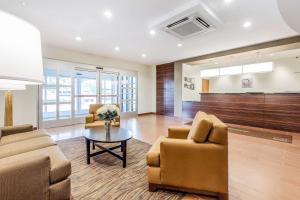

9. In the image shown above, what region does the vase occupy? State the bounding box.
[105,120,111,133]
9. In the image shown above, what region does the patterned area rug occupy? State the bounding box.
[57,137,184,200]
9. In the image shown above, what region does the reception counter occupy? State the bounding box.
[182,93,300,133]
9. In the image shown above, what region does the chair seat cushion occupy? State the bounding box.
[0,129,49,145]
[85,120,120,128]
[146,136,165,167]
[0,145,71,184]
[0,136,55,159]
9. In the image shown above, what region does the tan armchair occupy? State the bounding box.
[146,112,228,200]
[85,103,121,129]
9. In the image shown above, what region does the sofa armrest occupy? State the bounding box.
[160,138,228,193]
[0,155,51,200]
[1,124,34,137]
[167,126,190,139]
[85,114,94,124]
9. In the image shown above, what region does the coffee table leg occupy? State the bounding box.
[86,139,90,164]
[121,140,127,168]
[92,141,95,150]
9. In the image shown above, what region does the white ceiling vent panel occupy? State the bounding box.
[163,13,215,39]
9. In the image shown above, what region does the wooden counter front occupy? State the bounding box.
[182,93,300,133]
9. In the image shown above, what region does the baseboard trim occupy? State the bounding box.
[138,112,156,116]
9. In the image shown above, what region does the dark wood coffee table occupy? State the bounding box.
[83,127,132,168]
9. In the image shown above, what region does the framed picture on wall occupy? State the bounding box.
[242,78,253,88]
[184,77,195,90]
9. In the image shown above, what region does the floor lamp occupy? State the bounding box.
[0,84,26,127]
[0,10,44,127]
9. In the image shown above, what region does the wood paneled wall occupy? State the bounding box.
[183,93,300,133]
[156,63,174,116]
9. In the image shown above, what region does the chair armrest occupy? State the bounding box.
[0,155,51,200]
[85,114,94,124]
[160,138,228,193]
[112,116,120,127]
[115,116,120,123]
[1,124,33,137]
[168,126,190,139]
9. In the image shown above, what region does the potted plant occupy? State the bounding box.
[97,104,120,132]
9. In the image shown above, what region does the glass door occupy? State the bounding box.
[58,70,72,120]
[74,70,97,117]
[100,72,119,104]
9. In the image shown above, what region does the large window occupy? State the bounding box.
[42,68,57,121]
[120,75,137,112]
[41,61,137,128]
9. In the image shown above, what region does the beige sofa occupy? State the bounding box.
[85,104,120,128]
[146,111,228,200]
[0,125,71,200]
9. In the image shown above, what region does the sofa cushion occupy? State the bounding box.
[189,111,213,143]
[208,115,228,145]
[0,129,49,146]
[0,124,33,137]
[0,145,71,184]
[0,136,55,159]
[147,136,165,167]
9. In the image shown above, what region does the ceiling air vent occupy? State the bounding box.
[163,13,215,39]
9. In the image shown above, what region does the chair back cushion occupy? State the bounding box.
[89,104,102,114]
[208,115,228,145]
[188,111,213,143]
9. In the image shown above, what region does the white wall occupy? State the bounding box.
[174,62,183,117]
[210,58,300,93]
[0,46,156,127]
[182,64,202,102]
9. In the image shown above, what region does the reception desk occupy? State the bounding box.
[183,93,300,133]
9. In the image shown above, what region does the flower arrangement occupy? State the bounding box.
[96,104,120,122]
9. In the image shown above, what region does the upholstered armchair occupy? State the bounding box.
[146,112,229,200]
[85,104,121,129]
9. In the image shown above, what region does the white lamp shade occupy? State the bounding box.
[0,10,43,85]
[0,83,26,90]
[277,0,300,34]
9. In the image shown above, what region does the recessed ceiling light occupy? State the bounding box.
[104,10,112,19]
[141,54,147,58]
[114,46,120,51]
[149,30,156,36]
[177,43,183,47]
[243,21,252,28]
[75,36,82,41]
[20,1,27,6]
[224,0,233,4]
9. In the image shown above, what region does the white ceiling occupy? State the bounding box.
[0,0,298,66]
